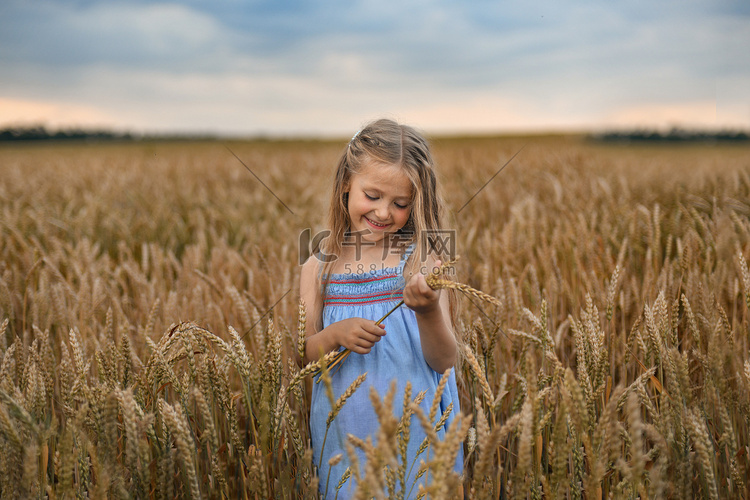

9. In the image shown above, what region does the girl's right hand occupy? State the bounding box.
[332,318,386,354]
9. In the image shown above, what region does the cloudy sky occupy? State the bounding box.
[1,0,748,137]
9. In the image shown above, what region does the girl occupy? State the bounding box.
[300,119,462,498]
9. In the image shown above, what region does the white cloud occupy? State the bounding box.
[1,1,231,69]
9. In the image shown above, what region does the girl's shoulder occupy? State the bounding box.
[299,256,323,289]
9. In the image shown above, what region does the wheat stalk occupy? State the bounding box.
[320,258,504,375]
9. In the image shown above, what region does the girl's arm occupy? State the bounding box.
[299,257,386,364]
[403,259,457,373]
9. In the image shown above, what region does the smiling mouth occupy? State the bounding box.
[365,216,389,229]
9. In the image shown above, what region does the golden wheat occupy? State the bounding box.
[0,137,747,497]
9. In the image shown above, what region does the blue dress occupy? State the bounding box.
[310,245,462,499]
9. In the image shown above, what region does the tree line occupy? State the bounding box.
[590,127,749,143]
[0,126,216,142]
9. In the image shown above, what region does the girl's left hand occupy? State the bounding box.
[403,260,441,315]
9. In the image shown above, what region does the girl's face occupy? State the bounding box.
[346,161,413,245]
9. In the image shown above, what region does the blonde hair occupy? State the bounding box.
[319,118,458,323]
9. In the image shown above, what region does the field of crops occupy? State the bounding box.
[0,135,748,498]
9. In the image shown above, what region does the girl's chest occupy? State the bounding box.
[329,246,404,276]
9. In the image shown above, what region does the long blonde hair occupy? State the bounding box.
[319,118,458,323]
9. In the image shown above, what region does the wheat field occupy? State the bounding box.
[0,136,748,498]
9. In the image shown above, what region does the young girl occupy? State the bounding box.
[300,119,462,498]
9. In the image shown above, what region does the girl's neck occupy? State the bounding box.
[341,232,411,252]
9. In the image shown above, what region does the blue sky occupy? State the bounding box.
[1,0,748,136]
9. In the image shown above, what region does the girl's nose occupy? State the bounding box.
[374,203,390,221]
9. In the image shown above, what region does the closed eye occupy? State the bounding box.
[365,193,378,201]
[394,202,408,209]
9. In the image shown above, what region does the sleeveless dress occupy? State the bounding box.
[310,244,462,499]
